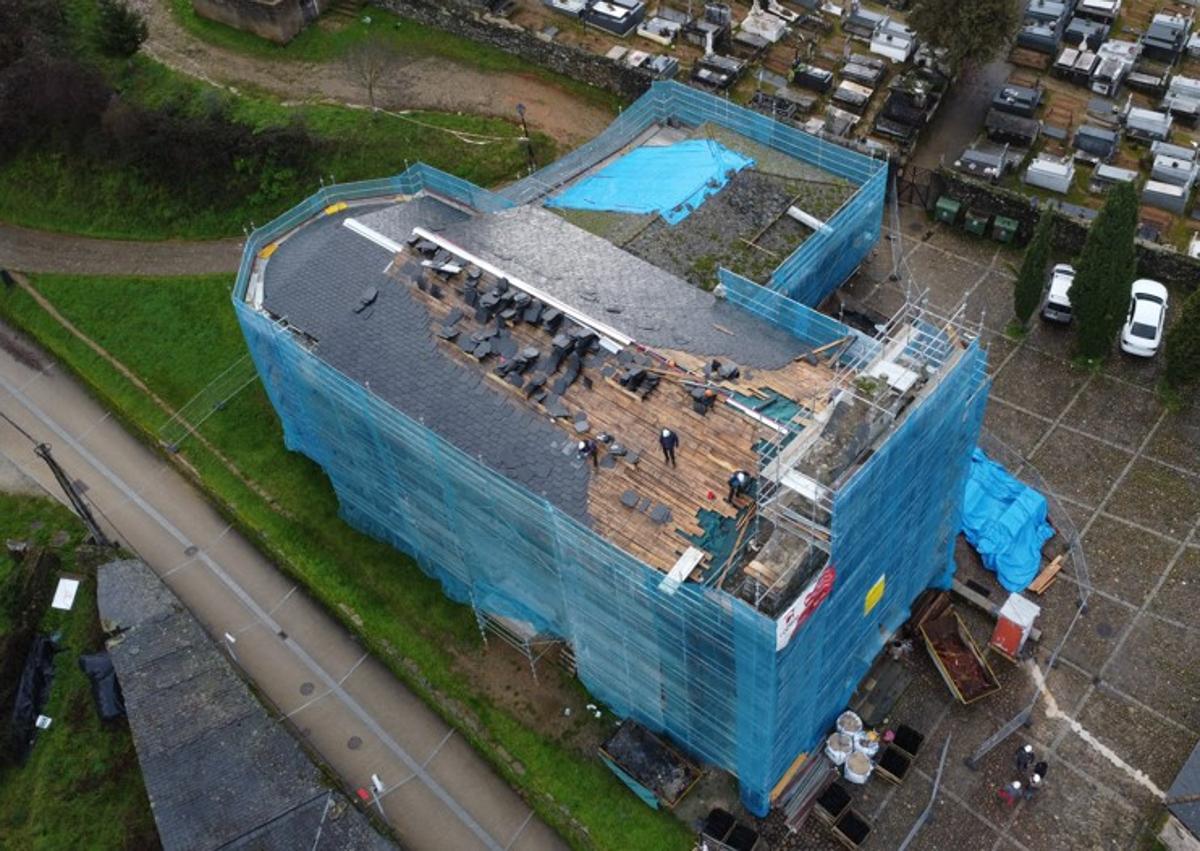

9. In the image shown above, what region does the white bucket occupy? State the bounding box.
[836,710,863,737]
[854,731,880,758]
[844,751,873,785]
[825,732,854,765]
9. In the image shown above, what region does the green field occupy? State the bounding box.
[0,275,692,851]
[0,494,159,850]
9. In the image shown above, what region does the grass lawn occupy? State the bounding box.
[0,274,693,851]
[0,493,159,850]
[166,0,624,115]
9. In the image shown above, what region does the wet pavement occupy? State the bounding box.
[761,203,1199,850]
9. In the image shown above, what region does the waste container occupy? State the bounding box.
[992,215,1019,243]
[964,209,992,236]
[934,195,962,225]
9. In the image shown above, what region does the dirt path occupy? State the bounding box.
[0,222,242,275]
[133,0,614,147]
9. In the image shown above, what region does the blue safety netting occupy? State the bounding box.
[235,290,990,815]
[719,268,880,367]
[962,449,1054,592]
[500,80,887,305]
[545,140,753,225]
[232,85,976,817]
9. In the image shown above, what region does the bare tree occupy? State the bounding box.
[342,33,407,112]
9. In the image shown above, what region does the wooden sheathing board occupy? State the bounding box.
[398,253,839,574]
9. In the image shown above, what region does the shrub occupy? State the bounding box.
[96,0,148,58]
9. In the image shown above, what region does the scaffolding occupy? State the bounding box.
[231,84,988,816]
[472,605,562,684]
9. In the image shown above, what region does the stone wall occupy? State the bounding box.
[193,0,307,44]
[936,168,1200,294]
[377,0,655,100]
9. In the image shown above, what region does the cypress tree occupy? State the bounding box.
[1071,183,1139,360]
[1165,287,1200,392]
[1013,211,1053,327]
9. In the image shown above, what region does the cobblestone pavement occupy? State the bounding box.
[0,222,243,276]
[781,203,1199,851]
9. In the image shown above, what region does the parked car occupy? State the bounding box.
[1119,279,1169,357]
[1041,263,1076,323]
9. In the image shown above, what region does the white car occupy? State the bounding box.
[1041,263,1076,323]
[1120,279,1169,357]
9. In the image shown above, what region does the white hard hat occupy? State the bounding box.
[661,428,671,438]
[1012,781,1022,789]
[578,440,587,451]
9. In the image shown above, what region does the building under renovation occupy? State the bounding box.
[234,82,990,815]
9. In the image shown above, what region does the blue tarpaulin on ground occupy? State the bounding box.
[545,140,754,225]
[962,448,1054,592]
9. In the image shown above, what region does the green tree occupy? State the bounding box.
[96,0,147,58]
[908,0,1020,71]
[1070,182,1139,361]
[1164,287,1200,392]
[1013,211,1053,327]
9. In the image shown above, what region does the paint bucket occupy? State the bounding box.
[854,730,880,758]
[836,710,863,737]
[825,732,854,766]
[844,751,873,785]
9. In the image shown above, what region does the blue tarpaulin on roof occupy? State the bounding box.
[545,139,754,225]
[962,448,1054,592]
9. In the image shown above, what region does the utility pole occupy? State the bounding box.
[516,103,536,174]
[34,443,112,548]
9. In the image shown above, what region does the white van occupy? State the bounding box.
[1041,264,1076,324]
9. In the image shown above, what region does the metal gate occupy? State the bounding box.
[894,165,940,211]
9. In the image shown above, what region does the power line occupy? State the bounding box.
[0,407,37,444]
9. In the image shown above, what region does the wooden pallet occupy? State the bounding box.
[1028,554,1064,595]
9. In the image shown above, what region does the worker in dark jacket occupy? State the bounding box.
[727,470,752,503]
[577,439,598,468]
[659,428,679,467]
[1015,744,1035,774]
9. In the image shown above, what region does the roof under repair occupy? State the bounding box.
[253,183,969,616]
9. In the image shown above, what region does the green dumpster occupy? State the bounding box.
[964,209,992,237]
[934,195,962,225]
[992,215,1019,243]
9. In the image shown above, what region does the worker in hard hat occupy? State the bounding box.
[577,439,598,469]
[727,470,752,503]
[659,428,679,467]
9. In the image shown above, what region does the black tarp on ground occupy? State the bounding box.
[9,634,57,763]
[78,652,125,722]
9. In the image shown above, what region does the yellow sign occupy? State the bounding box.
[864,575,886,615]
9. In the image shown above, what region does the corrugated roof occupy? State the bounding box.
[96,559,395,851]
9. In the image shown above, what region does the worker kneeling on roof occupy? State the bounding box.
[727,470,752,503]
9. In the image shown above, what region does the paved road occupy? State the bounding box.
[0,222,242,276]
[0,321,565,851]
